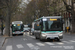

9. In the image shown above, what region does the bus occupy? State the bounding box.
[34,16,64,41]
[11,21,24,35]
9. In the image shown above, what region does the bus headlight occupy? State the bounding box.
[59,33,63,36]
[41,34,46,37]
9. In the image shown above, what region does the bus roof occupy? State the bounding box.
[12,21,23,24]
[42,16,62,18]
[34,16,62,22]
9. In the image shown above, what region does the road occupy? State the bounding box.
[1,32,75,50]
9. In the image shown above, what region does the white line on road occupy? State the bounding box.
[70,40,75,42]
[45,42,54,45]
[29,36,35,38]
[56,42,64,45]
[23,38,27,40]
[62,41,67,42]
[16,44,24,49]
[36,43,45,46]
[6,45,12,50]
[27,43,34,48]
[62,41,72,44]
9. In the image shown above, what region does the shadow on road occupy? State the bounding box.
[12,34,23,36]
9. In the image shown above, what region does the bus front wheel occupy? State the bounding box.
[57,39,60,41]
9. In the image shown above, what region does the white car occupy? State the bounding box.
[23,27,30,32]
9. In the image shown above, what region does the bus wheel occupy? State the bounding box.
[57,39,60,42]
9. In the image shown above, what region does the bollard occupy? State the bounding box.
[66,27,69,33]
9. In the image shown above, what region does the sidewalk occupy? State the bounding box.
[0,36,6,50]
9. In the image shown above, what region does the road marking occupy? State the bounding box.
[6,45,12,50]
[45,42,54,45]
[30,36,35,38]
[16,44,24,49]
[27,43,34,48]
[62,41,72,44]
[57,42,64,45]
[70,40,75,42]
[23,38,27,40]
[62,41,67,42]
[36,43,45,46]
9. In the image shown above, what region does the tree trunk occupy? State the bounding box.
[4,8,10,36]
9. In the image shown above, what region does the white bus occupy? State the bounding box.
[11,21,24,35]
[34,16,64,41]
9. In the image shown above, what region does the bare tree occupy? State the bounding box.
[0,0,21,36]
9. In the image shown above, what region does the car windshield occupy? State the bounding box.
[24,27,30,30]
[31,28,34,31]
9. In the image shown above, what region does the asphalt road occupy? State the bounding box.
[1,32,75,50]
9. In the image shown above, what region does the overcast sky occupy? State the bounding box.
[22,0,31,4]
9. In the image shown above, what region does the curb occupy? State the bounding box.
[0,37,6,50]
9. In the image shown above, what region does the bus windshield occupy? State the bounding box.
[42,19,63,31]
[12,24,23,32]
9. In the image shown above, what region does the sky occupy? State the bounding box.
[22,0,31,4]
[19,0,31,8]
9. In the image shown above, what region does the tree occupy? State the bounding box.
[0,0,21,36]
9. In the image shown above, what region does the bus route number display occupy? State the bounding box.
[17,24,20,26]
[50,18,57,21]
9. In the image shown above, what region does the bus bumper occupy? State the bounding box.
[40,35,63,40]
[13,32,24,34]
